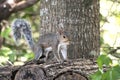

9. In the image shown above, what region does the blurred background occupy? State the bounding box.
[0,1,40,66]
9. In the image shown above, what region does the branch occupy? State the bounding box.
[10,0,39,12]
[0,0,39,22]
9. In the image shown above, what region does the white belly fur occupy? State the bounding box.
[45,47,52,52]
[58,43,67,60]
[45,43,68,60]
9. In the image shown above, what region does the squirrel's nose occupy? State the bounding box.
[67,40,71,45]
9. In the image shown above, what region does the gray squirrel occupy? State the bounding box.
[11,19,70,62]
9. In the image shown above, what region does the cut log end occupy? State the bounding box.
[14,65,46,80]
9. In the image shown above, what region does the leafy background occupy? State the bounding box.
[0,2,40,66]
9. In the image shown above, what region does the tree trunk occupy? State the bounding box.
[40,0,100,59]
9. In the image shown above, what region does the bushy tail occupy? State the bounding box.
[11,19,42,60]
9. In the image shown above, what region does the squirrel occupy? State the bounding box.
[11,19,70,62]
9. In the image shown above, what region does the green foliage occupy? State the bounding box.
[0,46,34,66]
[0,46,16,66]
[90,70,103,80]
[90,54,120,80]
[102,65,120,80]
[97,54,112,69]
[0,2,39,66]
[1,27,11,39]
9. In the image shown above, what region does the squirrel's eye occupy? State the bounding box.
[63,36,66,38]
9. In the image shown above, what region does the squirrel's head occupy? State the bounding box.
[57,29,70,45]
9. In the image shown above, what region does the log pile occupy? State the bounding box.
[0,59,98,80]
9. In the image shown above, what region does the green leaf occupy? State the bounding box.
[0,47,12,56]
[1,28,11,39]
[90,70,102,80]
[102,65,120,80]
[8,52,16,62]
[97,55,112,68]
[24,53,34,59]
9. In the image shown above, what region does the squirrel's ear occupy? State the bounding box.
[57,27,64,35]
[58,29,63,35]
[57,23,64,35]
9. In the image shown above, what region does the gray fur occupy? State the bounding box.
[11,19,70,62]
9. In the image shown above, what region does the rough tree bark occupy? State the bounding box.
[66,0,100,59]
[0,59,100,80]
[40,0,100,59]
